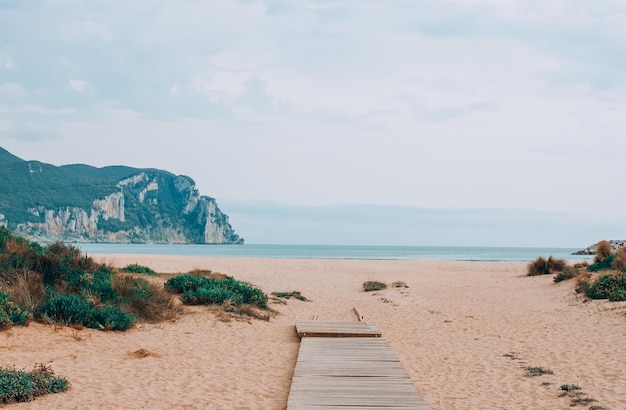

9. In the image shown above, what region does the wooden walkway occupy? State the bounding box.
[287,321,430,409]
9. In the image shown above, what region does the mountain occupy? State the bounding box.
[0,147,243,244]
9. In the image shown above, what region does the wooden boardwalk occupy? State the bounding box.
[295,320,382,338]
[287,321,430,409]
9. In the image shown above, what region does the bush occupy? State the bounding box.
[553,268,580,283]
[611,247,626,272]
[0,290,31,330]
[40,294,96,327]
[588,254,616,272]
[93,306,135,331]
[182,287,245,306]
[527,256,567,276]
[168,274,268,309]
[164,274,213,293]
[363,281,387,292]
[120,264,157,276]
[113,275,179,322]
[595,240,612,263]
[0,363,69,404]
[585,273,626,300]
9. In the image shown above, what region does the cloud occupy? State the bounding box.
[68,79,89,91]
[0,53,13,69]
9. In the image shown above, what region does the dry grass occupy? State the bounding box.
[595,240,612,263]
[113,275,182,323]
[611,247,626,271]
[188,269,229,280]
[0,268,47,312]
[527,256,568,276]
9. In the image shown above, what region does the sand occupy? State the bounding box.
[3,255,626,409]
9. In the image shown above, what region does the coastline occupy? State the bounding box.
[4,255,625,409]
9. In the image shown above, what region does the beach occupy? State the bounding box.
[4,256,626,409]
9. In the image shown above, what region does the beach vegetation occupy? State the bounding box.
[271,291,308,301]
[560,384,580,392]
[553,267,582,283]
[0,290,32,329]
[166,273,269,314]
[0,228,178,331]
[363,281,387,292]
[524,366,553,377]
[0,363,69,404]
[594,240,612,263]
[587,254,616,272]
[526,256,567,276]
[611,246,626,272]
[583,272,626,301]
[120,263,157,276]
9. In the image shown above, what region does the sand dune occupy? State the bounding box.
[3,256,626,409]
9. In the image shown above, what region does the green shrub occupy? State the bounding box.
[40,294,96,327]
[168,274,268,309]
[93,306,135,331]
[608,287,626,302]
[271,291,308,301]
[164,274,213,293]
[363,281,387,292]
[182,287,244,306]
[527,256,567,276]
[553,268,579,283]
[120,264,157,276]
[0,363,69,404]
[0,290,31,330]
[588,254,616,272]
[560,384,581,392]
[585,273,626,300]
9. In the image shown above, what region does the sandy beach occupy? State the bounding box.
[3,255,626,409]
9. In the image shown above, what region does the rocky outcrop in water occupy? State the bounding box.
[572,240,626,255]
[0,147,243,244]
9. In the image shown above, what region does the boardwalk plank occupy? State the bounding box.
[287,321,430,409]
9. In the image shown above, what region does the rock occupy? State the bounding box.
[572,240,626,255]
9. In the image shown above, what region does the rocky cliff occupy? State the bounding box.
[0,147,243,244]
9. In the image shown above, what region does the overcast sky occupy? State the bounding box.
[1,0,625,229]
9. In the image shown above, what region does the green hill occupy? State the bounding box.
[0,147,242,244]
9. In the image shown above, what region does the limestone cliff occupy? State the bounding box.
[0,147,243,244]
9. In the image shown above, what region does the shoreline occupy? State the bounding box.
[4,256,625,409]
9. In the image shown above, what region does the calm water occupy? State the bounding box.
[73,243,592,263]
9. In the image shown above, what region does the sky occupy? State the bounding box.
[1,0,625,246]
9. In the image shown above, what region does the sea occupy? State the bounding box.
[72,243,593,263]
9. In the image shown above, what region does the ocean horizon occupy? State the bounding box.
[73,243,593,263]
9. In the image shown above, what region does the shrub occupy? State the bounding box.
[588,254,616,272]
[120,264,157,276]
[182,287,245,306]
[113,275,179,322]
[585,273,626,300]
[553,268,580,283]
[164,274,213,293]
[560,384,580,392]
[527,256,567,276]
[40,294,96,327]
[363,281,387,291]
[93,306,135,331]
[271,291,308,301]
[611,247,626,272]
[595,240,612,263]
[0,363,69,404]
[168,274,268,309]
[0,290,31,330]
